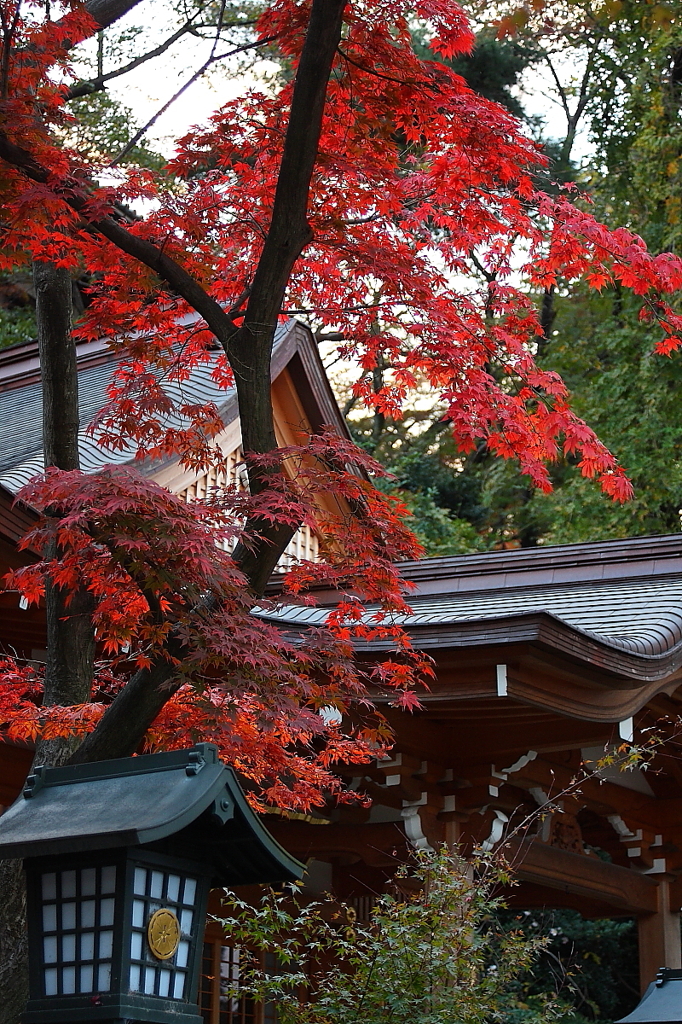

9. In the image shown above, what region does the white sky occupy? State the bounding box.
[71,1,591,164]
[73,1,280,156]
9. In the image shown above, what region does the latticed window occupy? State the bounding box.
[177,446,321,566]
[200,940,278,1024]
[128,865,200,999]
[39,864,117,997]
[178,448,247,505]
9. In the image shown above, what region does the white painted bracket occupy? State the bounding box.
[502,750,538,774]
[402,793,432,851]
[482,809,509,851]
[619,718,634,743]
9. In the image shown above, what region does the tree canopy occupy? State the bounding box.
[1,0,681,799]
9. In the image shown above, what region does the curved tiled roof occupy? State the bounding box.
[262,535,682,687]
[265,574,682,659]
[0,319,304,493]
[0,355,239,491]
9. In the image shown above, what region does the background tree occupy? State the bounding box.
[500,908,638,1024]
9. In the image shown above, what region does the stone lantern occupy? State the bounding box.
[0,743,302,1024]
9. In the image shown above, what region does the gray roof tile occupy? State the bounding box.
[0,321,292,492]
[264,573,682,663]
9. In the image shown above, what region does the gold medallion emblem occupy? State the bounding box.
[147,908,181,960]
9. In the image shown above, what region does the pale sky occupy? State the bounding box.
[74,1,280,156]
[72,0,589,165]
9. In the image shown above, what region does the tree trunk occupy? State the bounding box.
[0,262,94,1021]
[70,0,350,760]
[0,858,29,1024]
[0,0,349,755]
[536,285,556,359]
[33,260,95,766]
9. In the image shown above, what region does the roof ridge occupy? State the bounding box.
[397,534,682,581]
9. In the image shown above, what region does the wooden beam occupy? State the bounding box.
[507,754,673,827]
[384,706,610,769]
[265,819,408,868]
[504,837,660,914]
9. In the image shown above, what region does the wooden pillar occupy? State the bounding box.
[638,880,681,993]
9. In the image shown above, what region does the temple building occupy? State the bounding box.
[1,323,682,1017]
[263,534,682,997]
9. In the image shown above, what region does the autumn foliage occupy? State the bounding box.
[1,441,431,807]
[0,0,681,807]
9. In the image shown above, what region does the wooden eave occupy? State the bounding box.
[0,483,37,546]
[264,532,682,723]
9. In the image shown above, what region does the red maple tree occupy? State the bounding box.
[0,0,681,809]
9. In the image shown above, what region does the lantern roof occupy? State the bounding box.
[0,744,303,886]
[618,969,682,1023]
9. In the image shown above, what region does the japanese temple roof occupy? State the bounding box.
[0,318,347,493]
[265,534,682,684]
[0,744,303,885]
[269,575,682,658]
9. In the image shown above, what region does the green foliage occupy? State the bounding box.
[394,488,487,556]
[0,307,36,350]
[366,435,490,555]
[516,286,682,544]
[217,847,565,1024]
[582,7,682,254]
[65,92,165,169]
[498,909,639,1024]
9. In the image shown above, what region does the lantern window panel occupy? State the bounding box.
[127,863,199,1001]
[38,864,117,997]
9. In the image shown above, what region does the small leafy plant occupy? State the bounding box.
[217,846,567,1024]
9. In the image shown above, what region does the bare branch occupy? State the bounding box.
[544,53,571,122]
[66,17,202,100]
[109,33,279,165]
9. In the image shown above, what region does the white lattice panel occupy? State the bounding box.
[177,448,320,566]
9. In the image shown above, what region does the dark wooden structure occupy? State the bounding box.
[262,535,682,996]
[1,324,682,1011]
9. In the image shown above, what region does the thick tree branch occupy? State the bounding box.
[48,0,144,51]
[68,640,186,764]
[228,0,348,590]
[0,128,237,343]
[82,0,143,32]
